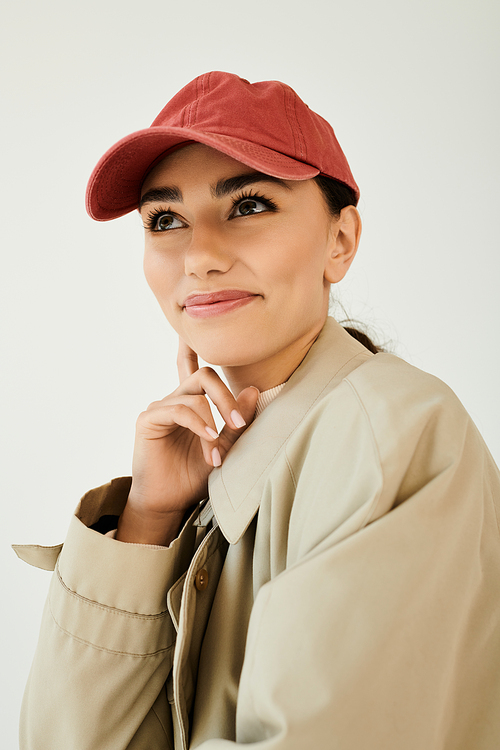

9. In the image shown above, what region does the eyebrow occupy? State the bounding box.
[139,171,291,209]
[139,185,182,209]
[212,172,292,198]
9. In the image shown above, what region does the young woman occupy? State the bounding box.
[15,72,500,750]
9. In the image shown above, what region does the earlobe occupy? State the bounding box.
[324,206,362,284]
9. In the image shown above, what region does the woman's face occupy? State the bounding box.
[140,144,356,391]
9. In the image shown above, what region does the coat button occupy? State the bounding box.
[194,568,209,591]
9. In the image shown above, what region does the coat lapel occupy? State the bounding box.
[209,318,373,544]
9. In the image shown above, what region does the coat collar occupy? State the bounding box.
[208,317,373,544]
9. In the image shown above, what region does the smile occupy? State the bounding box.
[183,290,259,319]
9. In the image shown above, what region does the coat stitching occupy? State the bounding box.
[56,565,169,620]
[48,597,175,657]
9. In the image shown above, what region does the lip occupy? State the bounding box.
[182,289,259,318]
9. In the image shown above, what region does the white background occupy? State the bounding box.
[1,0,499,744]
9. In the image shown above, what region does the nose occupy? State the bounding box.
[184,224,233,279]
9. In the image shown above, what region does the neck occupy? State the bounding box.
[222,323,324,394]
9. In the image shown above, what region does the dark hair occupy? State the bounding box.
[314,175,383,354]
[315,174,359,215]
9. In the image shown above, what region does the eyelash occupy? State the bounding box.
[230,190,278,214]
[143,190,278,232]
[143,207,181,232]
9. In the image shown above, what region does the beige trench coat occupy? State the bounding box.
[15,318,500,749]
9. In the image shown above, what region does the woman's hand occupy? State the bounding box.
[116,339,259,545]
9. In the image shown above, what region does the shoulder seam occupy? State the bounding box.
[344,378,386,527]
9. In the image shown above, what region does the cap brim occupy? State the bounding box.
[86,127,320,221]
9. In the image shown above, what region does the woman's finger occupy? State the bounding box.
[173,367,249,431]
[177,337,199,382]
[136,401,219,465]
[138,396,218,440]
[218,386,260,455]
[137,396,220,466]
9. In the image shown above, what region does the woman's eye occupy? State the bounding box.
[152,213,183,231]
[233,198,269,217]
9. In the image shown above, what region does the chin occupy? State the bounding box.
[192,335,265,369]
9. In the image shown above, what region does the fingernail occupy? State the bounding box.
[211,447,222,467]
[205,426,219,440]
[231,410,246,429]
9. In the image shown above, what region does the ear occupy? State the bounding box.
[324,206,362,284]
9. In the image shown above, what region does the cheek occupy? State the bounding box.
[143,250,176,308]
[143,254,161,302]
[263,226,329,293]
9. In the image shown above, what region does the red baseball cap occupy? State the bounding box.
[86,71,359,221]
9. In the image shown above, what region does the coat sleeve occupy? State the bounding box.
[16,477,198,750]
[198,362,500,750]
